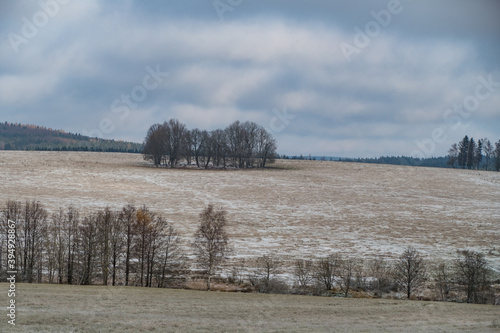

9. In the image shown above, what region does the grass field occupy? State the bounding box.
[1,151,500,331]
[1,150,499,272]
[1,283,499,332]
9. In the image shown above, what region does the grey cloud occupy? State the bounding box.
[0,0,498,157]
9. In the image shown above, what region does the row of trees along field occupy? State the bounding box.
[447,136,500,171]
[1,200,498,304]
[142,119,277,169]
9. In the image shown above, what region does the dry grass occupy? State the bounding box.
[0,283,499,332]
[1,150,499,272]
[1,151,500,331]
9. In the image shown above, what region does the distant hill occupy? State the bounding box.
[0,122,142,153]
[338,155,450,168]
[282,154,450,168]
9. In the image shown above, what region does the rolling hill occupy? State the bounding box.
[0,122,142,153]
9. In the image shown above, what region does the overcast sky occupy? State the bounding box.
[1,0,499,157]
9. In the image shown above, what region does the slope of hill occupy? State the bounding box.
[0,122,142,153]
[1,151,499,271]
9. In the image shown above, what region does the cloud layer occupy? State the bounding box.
[1,0,499,157]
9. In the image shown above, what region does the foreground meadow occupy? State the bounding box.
[1,283,498,332]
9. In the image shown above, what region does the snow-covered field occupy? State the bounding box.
[1,151,499,270]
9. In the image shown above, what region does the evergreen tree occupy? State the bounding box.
[495,140,500,172]
[458,136,469,169]
[482,139,493,171]
[466,137,476,170]
[475,139,482,170]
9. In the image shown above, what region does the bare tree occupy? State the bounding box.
[79,214,98,285]
[230,259,246,285]
[64,206,79,285]
[145,215,165,287]
[157,223,185,288]
[254,255,280,289]
[97,207,113,285]
[368,258,393,296]
[142,123,166,167]
[225,120,244,168]
[294,259,313,289]
[22,200,48,283]
[109,208,125,286]
[120,204,136,286]
[47,209,67,283]
[353,259,366,291]
[164,119,188,168]
[53,209,67,284]
[447,143,458,168]
[455,250,493,304]
[241,121,258,168]
[189,128,204,168]
[434,262,452,301]
[338,259,356,297]
[394,247,427,299]
[136,206,154,287]
[193,204,229,290]
[211,129,228,168]
[248,255,287,293]
[184,130,193,165]
[1,201,23,281]
[201,130,214,169]
[314,254,339,291]
[256,127,277,168]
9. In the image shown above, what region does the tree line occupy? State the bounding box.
[0,122,142,153]
[142,119,277,169]
[1,201,185,287]
[340,136,500,171]
[339,156,450,168]
[447,136,500,171]
[239,247,497,304]
[1,200,497,304]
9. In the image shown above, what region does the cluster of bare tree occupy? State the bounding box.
[0,201,185,288]
[1,201,497,304]
[142,119,277,169]
[240,253,399,297]
[234,248,497,304]
[448,136,500,171]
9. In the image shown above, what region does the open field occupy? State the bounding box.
[1,150,500,273]
[1,151,500,331]
[1,283,499,332]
